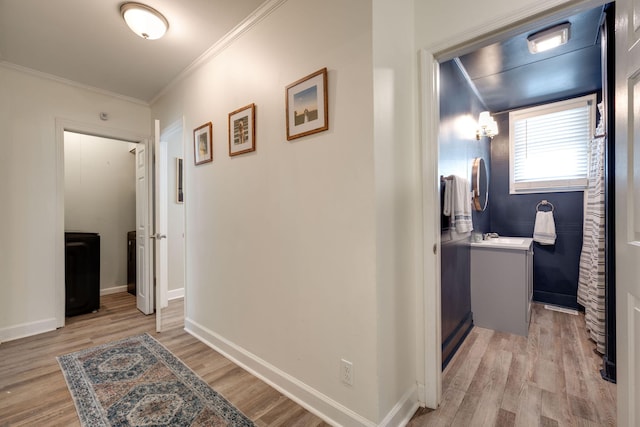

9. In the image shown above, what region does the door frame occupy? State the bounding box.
[54,118,150,327]
[418,0,612,408]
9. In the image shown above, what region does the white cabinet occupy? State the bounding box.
[470,238,534,336]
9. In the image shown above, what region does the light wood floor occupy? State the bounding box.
[0,292,330,427]
[0,295,616,427]
[408,303,617,427]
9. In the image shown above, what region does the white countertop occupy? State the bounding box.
[470,236,533,251]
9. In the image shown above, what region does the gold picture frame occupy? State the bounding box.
[286,68,328,140]
[193,122,213,165]
[228,103,256,156]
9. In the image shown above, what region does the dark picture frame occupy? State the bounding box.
[285,68,328,140]
[228,103,256,156]
[193,122,213,165]
[176,157,184,203]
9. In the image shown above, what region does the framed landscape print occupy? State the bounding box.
[193,122,213,165]
[228,103,256,156]
[285,68,328,141]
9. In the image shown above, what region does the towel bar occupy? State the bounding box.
[536,200,554,212]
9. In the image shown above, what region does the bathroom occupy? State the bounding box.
[438,3,615,381]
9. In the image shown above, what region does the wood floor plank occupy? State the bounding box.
[0,293,327,426]
[409,303,616,427]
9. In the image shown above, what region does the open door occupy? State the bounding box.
[135,141,154,315]
[154,119,169,332]
[615,0,640,424]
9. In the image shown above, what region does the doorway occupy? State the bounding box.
[54,119,153,328]
[437,1,614,373]
[420,0,615,409]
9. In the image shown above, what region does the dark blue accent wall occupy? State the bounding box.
[439,60,491,367]
[489,113,584,309]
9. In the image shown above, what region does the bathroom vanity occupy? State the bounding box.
[470,237,533,336]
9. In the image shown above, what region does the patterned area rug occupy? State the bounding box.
[57,333,255,427]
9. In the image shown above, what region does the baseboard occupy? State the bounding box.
[0,317,58,343]
[185,317,377,427]
[100,285,128,296]
[378,386,420,427]
[168,288,184,300]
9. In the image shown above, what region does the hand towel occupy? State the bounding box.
[443,176,473,233]
[533,211,556,245]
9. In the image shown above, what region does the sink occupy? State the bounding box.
[471,236,533,250]
[485,237,525,245]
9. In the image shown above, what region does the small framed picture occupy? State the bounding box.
[286,68,328,141]
[228,103,256,156]
[193,122,213,165]
[176,157,184,203]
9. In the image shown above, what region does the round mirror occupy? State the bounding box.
[472,157,488,211]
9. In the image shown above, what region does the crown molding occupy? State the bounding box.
[0,60,149,106]
[149,0,288,105]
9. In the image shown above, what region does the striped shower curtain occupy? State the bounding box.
[577,127,606,354]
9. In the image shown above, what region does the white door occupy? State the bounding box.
[136,142,154,315]
[154,119,169,331]
[615,0,640,424]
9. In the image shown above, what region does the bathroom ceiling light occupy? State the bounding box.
[120,2,169,40]
[476,111,499,140]
[527,22,571,54]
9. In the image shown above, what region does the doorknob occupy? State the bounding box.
[150,233,167,240]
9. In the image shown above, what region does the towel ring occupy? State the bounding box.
[536,200,554,212]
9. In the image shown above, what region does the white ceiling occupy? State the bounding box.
[0,0,267,103]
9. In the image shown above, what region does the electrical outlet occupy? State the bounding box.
[340,359,353,386]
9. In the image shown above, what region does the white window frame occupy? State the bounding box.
[509,93,596,194]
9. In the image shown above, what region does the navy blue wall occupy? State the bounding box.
[489,113,584,309]
[439,60,491,366]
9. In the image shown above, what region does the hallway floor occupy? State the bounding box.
[408,303,616,426]
[0,293,330,426]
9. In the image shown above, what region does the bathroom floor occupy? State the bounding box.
[409,303,616,426]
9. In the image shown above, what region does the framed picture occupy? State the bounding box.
[193,122,213,165]
[176,157,184,204]
[286,67,328,140]
[228,103,256,156]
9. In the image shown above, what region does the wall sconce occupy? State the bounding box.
[527,22,571,54]
[476,111,499,140]
[121,2,169,40]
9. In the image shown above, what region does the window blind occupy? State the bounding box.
[510,95,594,193]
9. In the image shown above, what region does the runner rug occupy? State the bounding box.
[57,333,254,426]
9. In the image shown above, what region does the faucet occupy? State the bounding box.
[484,232,499,240]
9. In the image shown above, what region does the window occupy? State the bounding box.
[509,94,596,193]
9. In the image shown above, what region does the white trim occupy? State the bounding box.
[378,386,421,427]
[419,48,442,409]
[100,286,128,296]
[168,288,184,300]
[0,318,58,344]
[150,0,287,105]
[184,317,377,427]
[0,61,149,106]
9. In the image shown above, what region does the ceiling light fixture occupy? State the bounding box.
[120,2,169,40]
[476,111,499,140]
[527,22,571,54]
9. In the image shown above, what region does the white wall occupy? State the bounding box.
[372,0,421,422]
[166,131,185,293]
[152,0,384,423]
[0,64,150,342]
[64,132,136,291]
